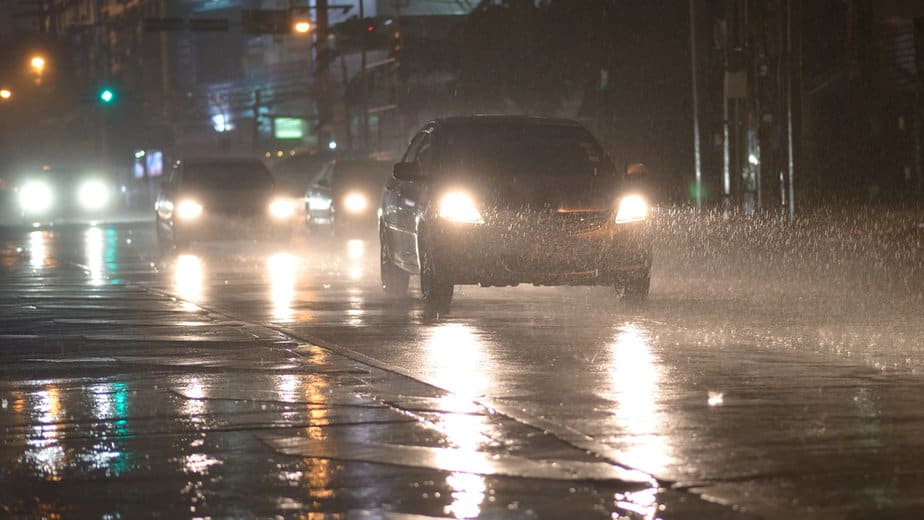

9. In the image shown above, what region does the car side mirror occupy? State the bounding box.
[393,162,423,182]
[625,163,648,179]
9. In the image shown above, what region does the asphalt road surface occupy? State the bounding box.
[1,216,923,519]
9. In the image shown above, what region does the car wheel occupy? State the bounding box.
[418,235,453,313]
[615,270,650,304]
[380,229,409,297]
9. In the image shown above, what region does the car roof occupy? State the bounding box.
[427,115,584,131]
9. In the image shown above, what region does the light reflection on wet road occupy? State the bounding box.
[145,225,924,516]
[2,221,924,518]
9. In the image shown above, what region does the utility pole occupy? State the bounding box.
[785,0,801,221]
[913,17,924,199]
[393,0,406,154]
[252,89,261,153]
[93,0,108,164]
[689,0,703,210]
[316,0,331,151]
[158,0,173,165]
[722,21,733,208]
[360,0,369,154]
[340,55,354,153]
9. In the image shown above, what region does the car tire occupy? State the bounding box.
[418,234,453,313]
[380,229,409,297]
[615,270,650,304]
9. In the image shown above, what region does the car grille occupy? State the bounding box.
[490,209,611,238]
[209,202,265,217]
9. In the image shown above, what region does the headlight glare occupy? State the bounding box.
[307,196,331,211]
[78,179,110,210]
[19,181,53,213]
[176,199,203,220]
[438,191,484,224]
[615,195,648,224]
[269,198,296,219]
[343,192,368,214]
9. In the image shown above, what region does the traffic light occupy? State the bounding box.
[333,17,388,51]
[98,87,116,104]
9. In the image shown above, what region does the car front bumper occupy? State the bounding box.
[171,214,298,242]
[430,218,651,286]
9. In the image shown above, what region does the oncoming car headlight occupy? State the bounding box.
[19,181,53,214]
[269,198,296,220]
[176,199,203,220]
[615,194,648,224]
[438,191,484,224]
[78,179,110,210]
[343,192,368,214]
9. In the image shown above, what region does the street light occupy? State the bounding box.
[0,88,11,100]
[293,20,311,34]
[30,56,46,74]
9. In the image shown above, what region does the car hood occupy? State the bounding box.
[178,187,275,212]
[444,173,622,212]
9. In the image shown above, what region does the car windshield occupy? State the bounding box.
[182,162,274,190]
[441,124,614,178]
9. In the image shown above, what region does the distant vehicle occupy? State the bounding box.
[2,167,119,226]
[379,116,652,312]
[154,158,299,249]
[304,159,392,237]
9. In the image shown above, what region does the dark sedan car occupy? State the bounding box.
[155,158,299,249]
[304,159,392,237]
[379,116,652,312]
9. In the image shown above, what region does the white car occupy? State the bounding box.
[6,168,117,225]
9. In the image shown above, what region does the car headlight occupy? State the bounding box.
[269,198,296,220]
[78,179,110,210]
[176,199,203,220]
[19,181,53,213]
[438,191,484,224]
[615,194,648,224]
[343,192,368,214]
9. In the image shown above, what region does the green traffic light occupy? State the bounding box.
[99,88,115,104]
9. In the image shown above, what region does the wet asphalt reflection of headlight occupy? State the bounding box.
[19,181,53,213]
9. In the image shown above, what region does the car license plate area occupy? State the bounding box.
[490,211,612,272]
[500,233,607,273]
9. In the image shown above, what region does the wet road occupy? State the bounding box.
[2,216,924,518]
